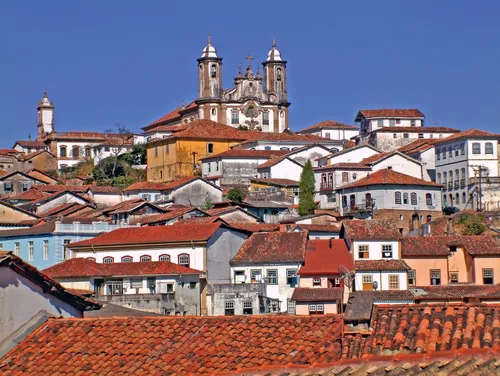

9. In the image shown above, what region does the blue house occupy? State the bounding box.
[0,218,135,270]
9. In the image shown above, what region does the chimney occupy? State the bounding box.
[329,238,332,249]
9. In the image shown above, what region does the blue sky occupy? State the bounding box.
[1,1,499,147]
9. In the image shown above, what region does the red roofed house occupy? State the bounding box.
[85,185,123,207]
[338,169,443,233]
[67,223,250,314]
[434,128,500,211]
[0,170,49,197]
[230,231,307,313]
[292,239,354,315]
[43,258,205,315]
[354,108,459,152]
[297,120,359,141]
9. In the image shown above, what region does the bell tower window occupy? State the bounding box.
[211,64,217,78]
[276,68,282,81]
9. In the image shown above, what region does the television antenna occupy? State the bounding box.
[338,264,355,288]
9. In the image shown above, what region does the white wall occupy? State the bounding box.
[320,128,359,141]
[328,146,379,165]
[369,118,423,132]
[264,158,303,180]
[351,240,400,260]
[90,192,123,207]
[37,193,88,214]
[354,270,408,291]
[370,154,422,179]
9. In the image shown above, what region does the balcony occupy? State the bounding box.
[454,181,459,189]
[460,179,466,187]
[320,182,334,191]
[343,203,373,214]
[447,182,453,190]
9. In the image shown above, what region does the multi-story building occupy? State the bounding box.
[354,108,459,152]
[434,129,500,210]
[297,120,359,141]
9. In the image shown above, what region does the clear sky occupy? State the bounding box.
[1,1,499,147]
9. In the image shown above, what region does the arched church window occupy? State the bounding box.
[211,108,216,116]
[276,68,282,81]
[262,111,269,125]
[211,64,217,78]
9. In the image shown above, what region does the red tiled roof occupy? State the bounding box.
[144,100,197,129]
[359,152,390,164]
[229,223,280,232]
[130,207,201,225]
[43,258,203,278]
[401,235,453,257]
[355,259,410,271]
[200,149,289,160]
[342,303,500,358]
[373,126,459,133]
[68,223,226,248]
[0,169,7,178]
[314,162,372,171]
[357,109,425,119]
[17,150,56,161]
[107,200,164,215]
[256,155,289,168]
[433,128,500,143]
[38,203,81,217]
[46,131,107,141]
[13,140,46,148]
[7,188,49,202]
[341,169,442,189]
[231,232,307,265]
[298,239,353,276]
[0,149,20,155]
[0,315,343,375]
[37,184,91,193]
[175,216,222,225]
[397,138,441,153]
[251,178,299,187]
[87,185,121,194]
[412,284,500,301]
[294,224,341,232]
[299,120,359,132]
[122,181,170,192]
[292,287,343,302]
[342,219,401,240]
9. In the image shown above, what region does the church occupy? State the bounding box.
[142,37,290,140]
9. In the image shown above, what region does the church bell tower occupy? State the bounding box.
[197,35,223,100]
[262,38,287,102]
[37,89,55,140]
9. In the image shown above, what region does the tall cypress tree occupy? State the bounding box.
[298,160,316,216]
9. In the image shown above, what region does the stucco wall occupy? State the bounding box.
[403,257,448,286]
[172,180,222,207]
[295,302,338,315]
[473,256,500,285]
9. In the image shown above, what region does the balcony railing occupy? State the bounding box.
[454,181,459,188]
[460,179,466,187]
[320,182,334,190]
[469,177,500,185]
[342,203,373,213]
[55,221,136,233]
[448,182,453,190]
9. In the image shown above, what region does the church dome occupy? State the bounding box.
[201,34,218,58]
[266,38,282,62]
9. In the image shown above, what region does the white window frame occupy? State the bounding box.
[28,241,34,261]
[382,244,393,258]
[43,240,49,260]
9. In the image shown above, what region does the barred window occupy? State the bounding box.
[395,192,401,204]
[382,245,393,258]
[483,269,494,284]
[472,142,481,154]
[403,192,409,204]
[130,278,143,289]
[267,269,278,285]
[410,192,417,205]
[178,254,190,268]
[287,299,296,315]
[103,256,114,264]
[286,269,298,287]
[224,301,234,309]
[243,301,253,309]
[140,255,152,262]
[358,245,369,259]
[362,275,373,284]
[159,254,170,262]
[430,269,441,285]
[408,270,416,286]
[485,142,494,154]
[389,275,399,290]
[121,256,133,262]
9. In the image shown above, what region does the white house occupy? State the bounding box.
[362,151,423,179]
[317,144,381,167]
[230,231,307,313]
[398,139,441,181]
[297,120,359,141]
[340,219,409,292]
[282,143,333,167]
[434,129,500,211]
[257,156,303,181]
[236,138,345,152]
[85,186,123,208]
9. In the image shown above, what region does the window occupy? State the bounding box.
[43,240,49,260]
[85,147,92,158]
[159,254,170,262]
[178,254,190,268]
[341,172,349,183]
[211,108,216,116]
[449,273,459,283]
[121,256,133,262]
[280,147,289,151]
[426,193,432,206]
[437,150,441,160]
[377,119,383,127]
[309,304,317,314]
[165,144,169,154]
[14,242,20,256]
[243,300,253,315]
[87,257,96,262]
[108,280,124,295]
[430,269,441,285]
[64,239,71,260]
[231,110,239,124]
[388,275,399,290]
[485,142,494,154]
[443,171,447,184]
[59,146,67,157]
[460,143,465,155]
[140,255,151,262]
[250,269,262,282]
[396,119,401,125]
[437,173,441,183]
[103,256,114,264]
[442,148,446,159]
[72,146,80,158]
[22,182,29,192]
[411,120,416,127]
[403,192,409,204]
[472,142,481,154]
[410,192,417,205]
[462,192,467,204]
[483,269,494,284]
[130,278,143,289]
[286,269,297,287]
[28,241,34,261]
[453,145,458,157]
[418,133,424,139]
[448,146,452,158]
[403,133,409,139]
[166,283,174,293]
[142,194,151,201]
[147,277,156,293]
[358,245,369,259]
[262,111,269,125]
[389,119,396,127]
[287,299,296,315]
[267,269,278,285]
[382,245,393,258]
[207,143,214,154]
[4,182,12,192]
[408,270,416,286]
[395,191,401,204]
[211,64,217,77]
[189,282,197,289]
[325,132,331,139]
[264,146,271,150]
[154,146,158,157]
[309,304,324,314]
[393,133,397,139]
[276,67,282,80]
[224,301,235,315]
[313,278,321,287]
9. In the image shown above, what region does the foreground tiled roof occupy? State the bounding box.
[130,207,201,225]
[68,223,227,248]
[291,287,343,302]
[342,219,401,240]
[356,109,425,119]
[342,303,500,358]
[355,259,410,271]
[87,185,121,194]
[433,128,500,143]
[341,169,442,189]
[397,138,441,153]
[251,178,299,187]
[43,258,203,278]
[0,315,343,375]
[231,232,307,265]
[402,234,500,257]
[298,239,353,276]
[200,149,289,160]
[299,120,359,132]
[412,284,500,301]
[7,188,49,202]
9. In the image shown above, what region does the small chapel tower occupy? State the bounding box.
[197,35,223,100]
[262,38,287,102]
[37,89,55,140]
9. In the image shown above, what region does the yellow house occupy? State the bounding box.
[249,178,299,198]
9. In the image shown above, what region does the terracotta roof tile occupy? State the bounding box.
[397,138,441,153]
[7,188,49,202]
[298,239,353,276]
[130,207,203,225]
[68,223,227,248]
[37,184,91,193]
[433,128,500,143]
[342,219,401,240]
[357,109,425,119]
[291,287,343,301]
[200,149,289,160]
[412,284,500,301]
[13,140,46,148]
[87,185,121,194]
[144,100,197,129]
[175,216,222,225]
[231,232,307,265]
[372,126,460,133]
[122,181,171,192]
[107,200,164,215]
[299,120,359,132]
[1,315,343,374]
[43,258,203,278]
[256,155,290,168]
[355,259,410,271]
[341,169,442,189]
[251,178,299,187]
[402,234,500,257]
[314,162,372,171]
[229,223,280,232]
[293,224,341,232]
[0,149,20,155]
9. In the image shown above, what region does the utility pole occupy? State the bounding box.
[471,165,486,212]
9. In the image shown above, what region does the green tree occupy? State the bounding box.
[120,143,147,165]
[203,196,214,210]
[459,214,488,235]
[298,160,316,216]
[227,188,244,203]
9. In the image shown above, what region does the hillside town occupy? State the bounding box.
[1,36,499,375]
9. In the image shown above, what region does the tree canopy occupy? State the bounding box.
[298,160,316,216]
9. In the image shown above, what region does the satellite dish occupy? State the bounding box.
[338,264,355,288]
[373,281,379,290]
